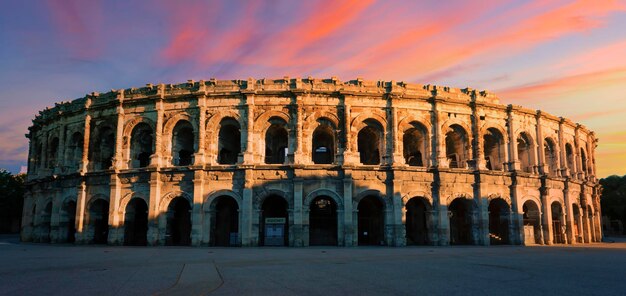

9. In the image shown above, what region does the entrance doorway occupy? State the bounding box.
[405,197,430,245]
[124,198,148,246]
[309,196,338,246]
[61,200,76,243]
[488,198,510,245]
[212,196,239,246]
[166,197,191,246]
[358,195,384,246]
[89,199,109,244]
[261,195,288,246]
[449,198,473,245]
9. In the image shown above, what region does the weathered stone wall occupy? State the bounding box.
[22,77,601,247]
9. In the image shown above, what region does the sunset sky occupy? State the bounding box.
[0,0,625,177]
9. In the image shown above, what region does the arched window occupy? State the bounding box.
[68,132,83,171]
[358,120,383,165]
[483,128,505,170]
[48,137,59,168]
[403,123,427,167]
[171,121,194,166]
[89,126,115,171]
[218,118,241,164]
[543,138,557,176]
[565,143,575,175]
[445,124,469,168]
[517,132,534,173]
[312,122,335,164]
[264,118,288,164]
[129,123,153,168]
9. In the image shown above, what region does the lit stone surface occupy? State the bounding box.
[21,78,601,247]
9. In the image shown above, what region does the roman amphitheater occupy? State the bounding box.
[21,77,601,247]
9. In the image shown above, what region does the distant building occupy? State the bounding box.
[22,78,602,246]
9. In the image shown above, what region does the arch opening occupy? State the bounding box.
[124,198,148,246]
[522,200,542,244]
[483,128,505,171]
[212,196,239,246]
[68,132,83,171]
[488,198,510,245]
[358,121,383,165]
[544,138,558,176]
[551,202,565,244]
[39,202,52,243]
[445,125,469,169]
[130,123,154,168]
[88,199,109,244]
[309,196,338,246]
[264,119,288,164]
[89,126,115,171]
[218,118,241,164]
[261,195,288,246]
[405,197,430,245]
[312,124,335,164]
[358,195,384,245]
[572,206,582,243]
[171,121,194,166]
[403,125,427,167]
[59,200,76,243]
[517,133,534,173]
[48,137,59,169]
[449,198,474,245]
[165,197,191,246]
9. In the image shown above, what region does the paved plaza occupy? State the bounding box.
[1,235,625,296]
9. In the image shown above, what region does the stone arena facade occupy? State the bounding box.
[22,77,601,247]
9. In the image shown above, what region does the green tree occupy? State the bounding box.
[600,174,626,235]
[0,170,25,233]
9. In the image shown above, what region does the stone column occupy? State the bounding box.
[540,191,553,245]
[509,177,524,245]
[75,181,88,243]
[507,107,520,171]
[292,101,306,165]
[563,183,574,244]
[293,176,303,246]
[391,179,405,246]
[191,170,205,246]
[343,170,354,246]
[341,102,358,165]
[54,122,66,175]
[389,106,404,165]
[147,171,161,246]
[108,174,122,245]
[558,120,568,177]
[535,113,547,175]
[241,169,254,246]
[40,133,48,174]
[81,114,91,173]
[432,99,447,168]
[194,94,206,166]
[472,103,486,170]
[49,188,62,243]
[574,126,583,180]
[112,93,125,169]
[151,94,164,167]
[242,94,256,164]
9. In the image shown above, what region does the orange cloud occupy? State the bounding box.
[497,67,626,100]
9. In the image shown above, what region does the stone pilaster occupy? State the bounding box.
[147,171,161,246]
[81,114,91,173]
[241,169,254,246]
[242,93,255,164]
[292,176,303,246]
[194,94,206,166]
[540,187,553,245]
[191,170,204,246]
[75,181,88,243]
[343,170,354,246]
[536,113,547,175]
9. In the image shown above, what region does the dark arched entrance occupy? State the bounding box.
[406,197,429,245]
[309,196,338,246]
[551,202,565,244]
[261,195,288,246]
[166,197,191,246]
[212,196,239,246]
[449,198,473,245]
[522,200,542,244]
[488,198,510,245]
[39,202,53,243]
[358,195,384,246]
[89,199,109,244]
[61,200,77,243]
[124,198,148,246]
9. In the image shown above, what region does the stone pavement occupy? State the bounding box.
[1,234,625,296]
